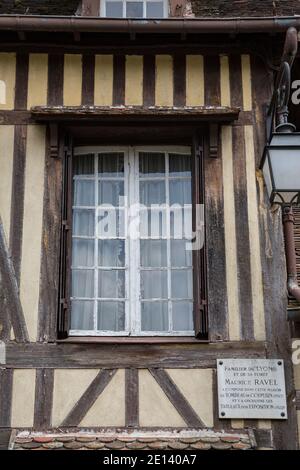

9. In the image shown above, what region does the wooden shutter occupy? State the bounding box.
[192,134,208,339]
[57,135,73,339]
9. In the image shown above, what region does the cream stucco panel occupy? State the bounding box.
[186,55,204,106]
[0,125,14,241]
[52,369,99,427]
[294,362,300,389]
[11,370,36,428]
[94,55,113,106]
[80,369,125,427]
[139,369,186,427]
[125,55,143,106]
[0,53,16,109]
[167,369,214,427]
[63,54,82,106]
[27,54,48,108]
[155,55,173,106]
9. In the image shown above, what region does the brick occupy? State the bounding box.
[190,442,211,450]
[232,442,252,450]
[127,441,147,450]
[85,441,105,449]
[200,437,220,443]
[64,441,85,450]
[105,440,125,450]
[20,442,43,449]
[180,438,202,444]
[96,437,115,443]
[148,441,168,449]
[76,437,97,443]
[167,441,189,450]
[15,438,33,444]
[33,437,54,443]
[43,442,64,449]
[56,436,74,442]
[221,436,241,443]
[137,438,157,443]
[211,442,232,450]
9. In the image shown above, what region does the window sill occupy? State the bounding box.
[57,336,208,344]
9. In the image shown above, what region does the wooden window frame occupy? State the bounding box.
[100,0,168,18]
[57,135,208,341]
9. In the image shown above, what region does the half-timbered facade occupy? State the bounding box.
[0,0,300,450]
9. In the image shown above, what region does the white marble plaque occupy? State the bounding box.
[217,359,287,419]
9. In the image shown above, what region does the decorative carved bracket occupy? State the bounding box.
[49,123,59,158]
[209,123,219,158]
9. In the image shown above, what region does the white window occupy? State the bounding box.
[101,0,168,18]
[70,146,193,336]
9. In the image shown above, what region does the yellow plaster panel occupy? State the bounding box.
[52,369,99,427]
[27,54,48,108]
[19,125,46,341]
[11,370,35,427]
[241,54,252,111]
[0,53,16,109]
[94,55,113,106]
[222,125,240,340]
[139,369,185,427]
[220,55,230,107]
[0,126,14,241]
[186,55,204,106]
[231,420,244,429]
[63,54,82,106]
[167,369,213,427]
[155,55,173,106]
[80,370,125,427]
[125,55,143,106]
[244,125,266,341]
[294,362,300,389]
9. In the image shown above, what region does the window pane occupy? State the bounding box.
[146,1,164,17]
[74,180,95,206]
[98,270,125,298]
[140,240,167,267]
[171,269,193,299]
[106,1,123,17]
[72,269,94,298]
[98,153,124,177]
[169,154,191,176]
[172,301,193,331]
[71,300,94,330]
[140,181,166,205]
[169,180,192,205]
[72,239,94,267]
[97,301,125,331]
[141,301,168,331]
[126,1,143,17]
[97,208,125,238]
[73,209,94,236]
[73,154,94,175]
[140,207,167,238]
[98,240,125,267]
[141,270,167,299]
[139,152,165,177]
[171,240,192,267]
[98,181,124,206]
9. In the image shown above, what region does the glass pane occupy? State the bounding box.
[72,269,94,298]
[72,239,94,267]
[73,209,94,236]
[98,240,125,267]
[97,301,125,331]
[98,153,124,177]
[73,154,94,175]
[169,154,191,176]
[98,270,125,298]
[141,301,168,331]
[170,180,192,205]
[141,270,167,299]
[172,301,193,331]
[74,180,95,206]
[270,148,300,190]
[171,269,193,299]
[171,240,192,267]
[140,181,166,205]
[139,152,165,177]
[97,208,125,238]
[98,181,124,206]
[146,1,164,17]
[71,300,94,330]
[126,1,143,17]
[140,240,167,267]
[170,206,192,240]
[106,1,123,17]
[140,208,167,238]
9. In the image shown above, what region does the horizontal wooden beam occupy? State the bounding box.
[5,341,267,369]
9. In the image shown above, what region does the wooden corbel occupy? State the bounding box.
[49,123,59,158]
[209,123,219,158]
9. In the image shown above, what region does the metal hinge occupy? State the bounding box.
[62,219,70,231]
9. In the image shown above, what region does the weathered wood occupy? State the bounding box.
[143,55,155,107]
[204,55,221,107]
[212,369,230,430]
[81,0,100,16]
[0,220,29,343]
[229,54,243,109]
[125,369,139,427]
[37,130,63,342]
[5,341,266,369]
[9,125,27,284]
[34,369,54,429]
[14,53,29,110]
[62,369,117,426]
[149,368,205,427]
[253,428,273,449]
[81,54,95,106]
[0,429,11,450]
[296,390,300,410]
[173,54,186,107]
[232,125,254,340]
[113,55,125,106]
[47,54,64,106]
[0,369,13,427]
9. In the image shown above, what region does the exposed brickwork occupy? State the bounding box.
[12,431,256,450]
[0,1,79,15]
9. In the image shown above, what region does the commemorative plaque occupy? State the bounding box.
[217,359,287,419]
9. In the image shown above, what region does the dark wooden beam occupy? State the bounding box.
[149,368,205,427]
[0,369,13,427]
[6,341,266,369]
[296,390,300,410]
[62,369,117,426]
[34,369,54,429]
[125,369,139,427]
